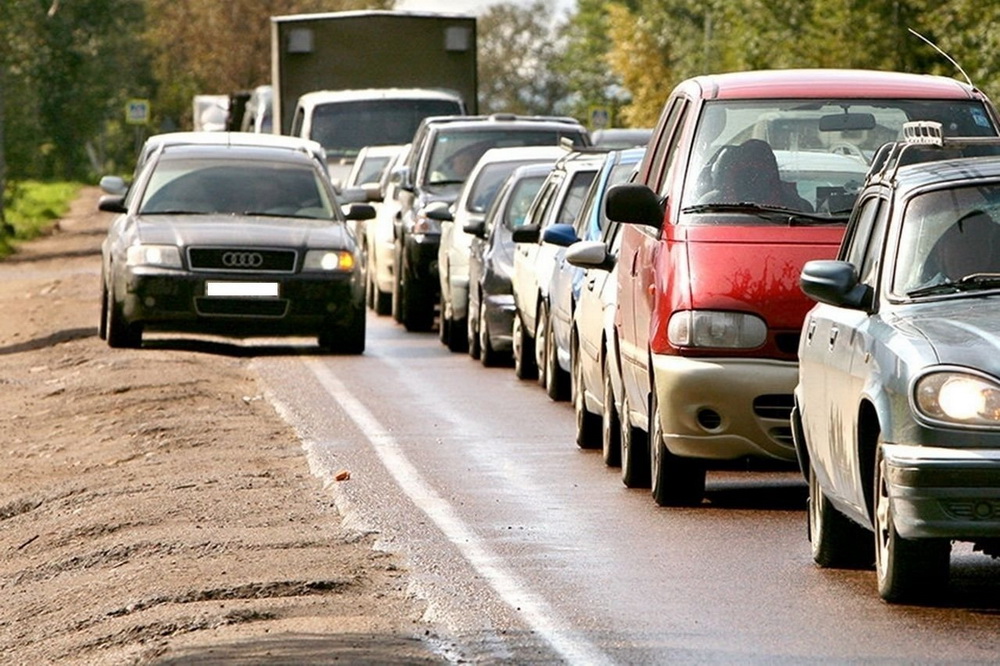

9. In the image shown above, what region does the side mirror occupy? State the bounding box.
[606,183,664,228]
[565,240,615,272]
[99,175,128,195]
[425,205,453,223]
[542,223,580,247]
[512,223,540,244]
[345,203,377,221]
[98,195,127,214]
[800,260,872,310]
[393,165,414,192]
[463,219,486,238]
[338,187,368,204]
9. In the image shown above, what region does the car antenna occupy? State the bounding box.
[908,28,973,88]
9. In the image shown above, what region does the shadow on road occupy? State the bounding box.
[0,327,96,355]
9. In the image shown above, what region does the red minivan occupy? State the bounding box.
[605,69,1000,506]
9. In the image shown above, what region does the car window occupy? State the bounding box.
[681,98,995,218]
[555,170,598,225]
[892,184,1000,295]
[502,174,546,231]
[139,159,335,219]
[466,160,541,214]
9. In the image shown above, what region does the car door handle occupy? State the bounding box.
[829,327,839,348]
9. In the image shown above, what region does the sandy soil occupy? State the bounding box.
[0,188,445,664]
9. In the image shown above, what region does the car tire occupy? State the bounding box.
[319,305,366,354]
[439,289,452,345]
[620,391,650,488]
[650,389,706,506]
[874,440,950,603]
[105,289,142,349]
[808,460,873,569]
[466,292,481,360]
[573,340,601,449]
[479,303,505,367]
[601,352,621,467]
[544,312,570,401]
[535,301,549,389]
[99,283,109,340]
[512,313,537,380]
[391,240,404,324]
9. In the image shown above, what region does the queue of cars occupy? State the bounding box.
[98,67,1000,604]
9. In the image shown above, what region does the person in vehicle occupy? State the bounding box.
[701,139,812,211]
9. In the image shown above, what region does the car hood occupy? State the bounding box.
[894,298,1000,371]
[135,214,353,249]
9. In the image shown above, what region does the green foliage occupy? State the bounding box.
[0,181,82,257]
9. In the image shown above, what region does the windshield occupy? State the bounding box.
[139,158,336,219]
[681,99,995,220]
[893,184,1000,296]
[466,160,546,213]
[502,175,546,230]
[311,98,462,157]
[425,128,584,186]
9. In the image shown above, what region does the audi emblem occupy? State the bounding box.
[222,251,264,268]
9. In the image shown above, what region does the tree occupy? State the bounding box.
[476,1,570,115]
[142,0,388,131]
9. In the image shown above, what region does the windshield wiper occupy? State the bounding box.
[907,273,1000,298]
[426,179,465,186]
[681,202,847,225]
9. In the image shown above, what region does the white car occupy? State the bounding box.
[365,144,411,315]
[437,145,568,352]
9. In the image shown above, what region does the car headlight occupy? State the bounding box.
[667,310,767,349]
[913,370,1000,426]
[303,250,355,272]
[126,244,182,268]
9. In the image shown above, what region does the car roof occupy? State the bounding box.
[420,113,587,133]
[683,69,985,101]
[296,88,464,107]
[140,131,326,164]
[474,145,569,164]
[154,142,325,166]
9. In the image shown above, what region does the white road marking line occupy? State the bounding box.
[302,357,612,666]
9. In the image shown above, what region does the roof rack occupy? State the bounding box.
[868,120,1000,182]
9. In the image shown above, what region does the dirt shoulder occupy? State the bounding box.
[0,188,442,664]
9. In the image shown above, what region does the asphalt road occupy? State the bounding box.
[253,313,1000,664]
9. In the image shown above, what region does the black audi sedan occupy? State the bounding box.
[98,139,374,352]
[794,122,1000,603]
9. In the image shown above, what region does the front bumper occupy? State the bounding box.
[882,443,1000,540]
[651,355,798,461]
[483,292,516,351]
[120,266,361,336]
[403,232,440,284]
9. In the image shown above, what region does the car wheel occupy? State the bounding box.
[874,440,950,603]
[808,460,873,569]
[650,389,706,506]
[99,283,109,340]
[319,305,366,354]
[105,289,142,349]
[479,303,504,367]
[535,301,549,388]
[601,353,621,467]
[391,240,404,323]
[466,291,479,359]
[573,340,600,449]
[512,313,536,380]
[544,312,569,401]
[439,289,452,345]
[620,390,650,488]
[365,264,375,309]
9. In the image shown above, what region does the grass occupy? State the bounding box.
[1,181,83,258]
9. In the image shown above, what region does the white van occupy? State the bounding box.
[289,88,465,186]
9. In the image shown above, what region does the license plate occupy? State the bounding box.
[205,281,279,297]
